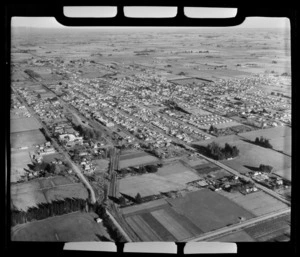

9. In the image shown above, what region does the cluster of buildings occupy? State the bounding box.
[250,171,287,190]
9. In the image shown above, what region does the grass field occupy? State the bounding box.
[167,189,255,233]
[11,176,88,211]
[195,135,291,178]
[11,211,111,242]
[41,153,65,163]
[11,129,46,148]
[11,117,42,133]
[120,152,149,161]
[238,126,291,156]
[119,162,200,197]
[119,155,160,169]
[122,198,168,216]
[11,150,32,183]
[217,190,289,216]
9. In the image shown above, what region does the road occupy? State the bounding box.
[186,208,290,242]
[15,90,97,204]
[189,150,290,205]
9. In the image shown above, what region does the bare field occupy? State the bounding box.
[167,189,255,233]
[217,190,289,216]
[11,176,88,211]
[119,162,200,197]
[11,211,110,242]
[11,129,46,148]
[122,198,168,216]
[11,117,42,133]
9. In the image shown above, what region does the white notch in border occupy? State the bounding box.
[124,6,178,18]
[124,242,177,254]
[63,242,117,252]
[63,6,117,18]
[184,7,237,18]
[184,242,237,254]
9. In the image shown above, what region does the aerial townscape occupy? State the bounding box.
[10,23,291,243]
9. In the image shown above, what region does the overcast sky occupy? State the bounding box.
[11,6,290,29]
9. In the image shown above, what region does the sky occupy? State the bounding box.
[11,6,290,29]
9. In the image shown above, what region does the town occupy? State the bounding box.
[10,25,291,243]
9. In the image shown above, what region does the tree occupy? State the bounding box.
[135,193,142,204]
[119,196,126,205]
[259,164,273,173]
[146,165,158,173]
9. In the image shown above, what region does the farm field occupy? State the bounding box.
[208,230,255,242]
[244,214,290,241]
[11,176,88,211]
[11,129,46,148]
[119,155,160,169]
[123,203,203,241]
[187,158,210,167]
[195,135,291,178]
[167,189,255,233]
[11,150,32,183]
[217,190,289,216]
[41,153,65,163]
[119,161,200,197]
[238,126,291,156]
[11,211,110,242]
[10,117,42,133]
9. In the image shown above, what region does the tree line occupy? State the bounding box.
[11,198,88,226]
[196,142,239,160]
[254,136,273,149]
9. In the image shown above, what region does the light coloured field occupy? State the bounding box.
[122,198,167,216]
[238,126,291,156]
[274,167,291,181]
[119,162,200,197]
[217,190,289,216]
[195,135,291,176]
[11,150,32,182]
[119,155,159,169]
[11,176,88,211]
[11,129,46,148]
[11,211,110,242]
[209,230,255,242]
[10,117,42,133]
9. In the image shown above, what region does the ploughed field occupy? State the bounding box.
[121,189,255,241]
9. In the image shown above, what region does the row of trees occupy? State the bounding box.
[254,136,273,149]
[204,142,239,160]
[11,198,88,226]
[118,164,158,176]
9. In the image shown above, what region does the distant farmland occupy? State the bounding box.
[11,150,32,183]
[11,211,110,242]
[11,176,88,211]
